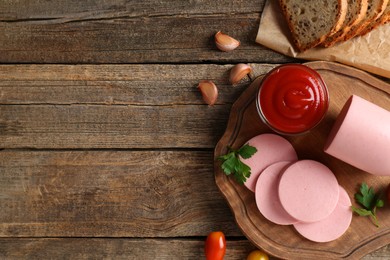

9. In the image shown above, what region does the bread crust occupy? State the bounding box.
[349,0,369,28]
[331,0,349,35]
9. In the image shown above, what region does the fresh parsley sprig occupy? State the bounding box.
[218,144,257,184]
[351,182,384,227]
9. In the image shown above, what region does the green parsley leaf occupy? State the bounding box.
[376,199,384,208]
[238,144,257,159]
[355,183,375,209]
[220,153,238,176]
[351,206,373,217]
[352,182,384,227]
[218,144,257,184]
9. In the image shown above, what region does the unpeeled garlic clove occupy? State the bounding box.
[198,80,218,106]
[229,63,253,84]
[215,31,240,52]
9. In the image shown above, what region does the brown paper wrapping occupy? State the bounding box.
[256,0,390,79]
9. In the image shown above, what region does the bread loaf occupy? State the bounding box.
[359,2,390,36]
[342,0,388,42]
[279,0,348,51]
[323,0,368,47]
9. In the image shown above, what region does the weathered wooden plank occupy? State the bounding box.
[0,150,242,237]
[0,238,262,260]
[0,104,230,149]
[0,15,291,64]
[0,238,388,259]
[0,64,277,105]
[0,64,278,149]
[0,1,290,64]
[0,0,266,21]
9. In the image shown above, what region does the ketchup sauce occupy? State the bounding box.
[256,64,329,135]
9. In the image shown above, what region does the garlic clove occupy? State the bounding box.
[198,80,218,106]
[229,63,253,84]
[215,31,240,52]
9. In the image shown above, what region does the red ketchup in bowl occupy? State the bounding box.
[256,64,329,135]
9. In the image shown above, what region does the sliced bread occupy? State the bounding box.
[323,0,368,47]
[359,2,390,36]
[341,0,388,42]
[279,0,348,51]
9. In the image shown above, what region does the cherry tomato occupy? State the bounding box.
[204,231,226,260]
[247,250,269,260]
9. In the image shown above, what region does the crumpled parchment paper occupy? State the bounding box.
[256,0,390,79]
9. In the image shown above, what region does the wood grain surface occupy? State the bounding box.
[0,150,242,237]
[0,0,292,64]
[0,64,276,149]
[1,0,389,259]
[0,238,259,259]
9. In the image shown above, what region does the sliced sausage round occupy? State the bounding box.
[293,186,352,242]
[241,134,298,192]
[255,161,298,225]
[278,160,339,223]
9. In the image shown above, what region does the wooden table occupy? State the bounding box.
[0,1,389,259]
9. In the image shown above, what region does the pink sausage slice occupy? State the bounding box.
[294,186,352,242]
[278,160,339,223]
[255,161,298,225]
[242,134,298,192]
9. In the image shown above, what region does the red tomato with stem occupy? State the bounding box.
[204,231,226,260]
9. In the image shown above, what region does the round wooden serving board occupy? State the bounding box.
[214,61,390,259]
